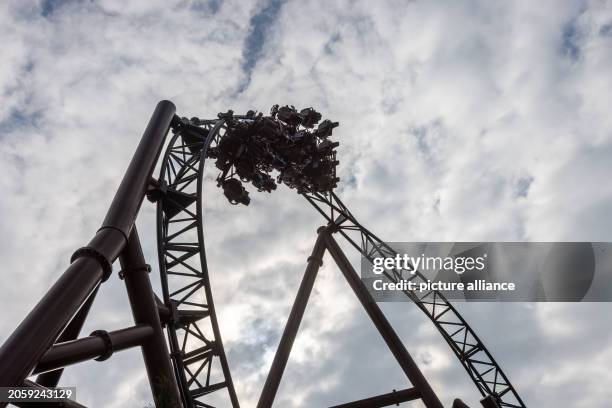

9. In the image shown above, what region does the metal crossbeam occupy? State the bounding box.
[328,387,421,408]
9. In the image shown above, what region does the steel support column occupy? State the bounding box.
[256,227,328,408]
[119,227,182,408]
[324,233,444,408]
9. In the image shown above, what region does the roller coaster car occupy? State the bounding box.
[275,106,323,129]
[315,119,339,138]
[299,108,322,128]
[221,178,250,206]
[276,105,302,127]
[252,172,277,192]
[254,118,283,143]
[209,105,340,206]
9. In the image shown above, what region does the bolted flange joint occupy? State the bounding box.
[71,247,113,282]
[89,330,113,362]
[307,256,323,267]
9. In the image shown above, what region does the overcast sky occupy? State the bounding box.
[2,0,612,407]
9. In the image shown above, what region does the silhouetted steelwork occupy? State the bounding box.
[35,286,99,387]
[256,228,444,408]
[152,117,240,407]
[329,388,421,408]
[257,228,328,408]
[0,101,179,407]
[0,101,523,408]
[120,227,182,405]
[33,325,154,375]
[325,232,443,408]
[303,191,524,408]
[178,108,522,408]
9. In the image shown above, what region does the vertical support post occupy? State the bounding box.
[119,227,182,408]
[36,286,99,387]
[256,228,328,408]
[324,233,444,408]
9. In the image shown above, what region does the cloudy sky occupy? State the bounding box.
[2,0,612,407]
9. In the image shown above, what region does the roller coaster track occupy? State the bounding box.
[155,114,526,408]
[156,117,239,407]
[303,191,526,408]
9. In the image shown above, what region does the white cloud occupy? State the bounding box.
[1,0,612,406]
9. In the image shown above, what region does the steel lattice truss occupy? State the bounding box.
[303,191,526,408]
[154,111,526,408]
[155,118,239,407]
